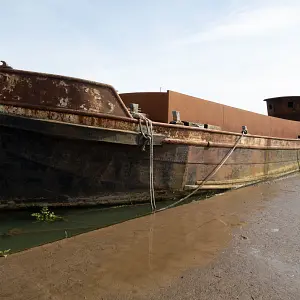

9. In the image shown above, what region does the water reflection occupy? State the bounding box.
[0,204,152,253]
[0,177,288,299]
[0,193,219,253]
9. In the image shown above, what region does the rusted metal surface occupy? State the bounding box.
[163,138,300,150]
[0,113,165,146]
[2,104,300,150]
[1,64,300,208]
[0,64,132,118]
[154,124,300,149]
[185,144,300,191]
[0,118,299,209]
[0,126,189,209]
[265,96,300,121]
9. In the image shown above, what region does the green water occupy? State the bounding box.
[0,191,222,254]
[0,201,174,254]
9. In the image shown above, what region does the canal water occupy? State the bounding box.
[0,203,155,254]
[0,193,218,254]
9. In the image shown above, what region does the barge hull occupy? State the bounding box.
[1,64,300,209]
[0,115,299,209]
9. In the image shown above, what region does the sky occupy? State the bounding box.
[1,0,300,115]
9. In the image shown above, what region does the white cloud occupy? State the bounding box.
[180,5,300,44]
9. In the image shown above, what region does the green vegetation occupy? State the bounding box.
[0,249,11,258]
[31,207,64,222]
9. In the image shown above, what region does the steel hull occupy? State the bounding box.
[1,65,300,209]
[0,113,299,209]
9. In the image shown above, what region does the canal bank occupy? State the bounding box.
[1,174,300,299]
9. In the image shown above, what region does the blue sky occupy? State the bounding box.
[1,0,300,114]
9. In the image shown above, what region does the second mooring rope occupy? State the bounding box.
[156,131,246,213]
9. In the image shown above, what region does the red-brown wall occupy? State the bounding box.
[120,92,169,123]
[119,90,300,139]
[168,91,300,138]
[167,90,224,125]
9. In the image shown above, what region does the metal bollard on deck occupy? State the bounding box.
[170,111,184,125]
[242,125,248,134]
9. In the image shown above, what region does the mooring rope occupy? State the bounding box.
[156,131,246,213]
[137,114,156,211]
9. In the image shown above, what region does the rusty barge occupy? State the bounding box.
[1,61,300,209]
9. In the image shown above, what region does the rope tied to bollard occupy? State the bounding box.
[135,113,156,212]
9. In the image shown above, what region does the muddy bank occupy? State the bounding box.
[0,174,298,299]
[146,174,300,300]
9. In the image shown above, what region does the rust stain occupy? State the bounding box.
[1,104,300,151]
[0,67,132,118]
[265,96,300,121]
[1,63,300,206]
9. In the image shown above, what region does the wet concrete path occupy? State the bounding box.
[1,174,300,299]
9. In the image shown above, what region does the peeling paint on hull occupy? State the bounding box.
[0,65,300,209]
[0,113,299,209]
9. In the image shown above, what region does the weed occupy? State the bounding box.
[31,207,63,222]
[0,249,11,258]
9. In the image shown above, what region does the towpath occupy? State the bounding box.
[1,174,300,299]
